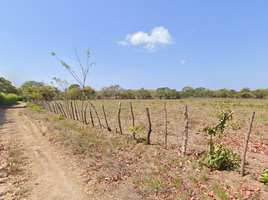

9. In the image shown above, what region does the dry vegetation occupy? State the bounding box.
[25,98,268,199]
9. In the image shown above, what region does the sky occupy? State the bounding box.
[0,0,268,91]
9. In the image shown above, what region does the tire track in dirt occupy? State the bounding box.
[2,104,89,200]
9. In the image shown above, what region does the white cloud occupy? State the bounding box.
[118,26,173,52]
[117,41,128,46]
[181,60,186,64]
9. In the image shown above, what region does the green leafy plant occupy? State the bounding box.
[129,126,144,140]
[54,114,64,121]
[202,108,232,151]
[136,135,147,144]
[27,102,42,112]
[199,108,240,171]
[260,170,268,186]
[198,144,241,171]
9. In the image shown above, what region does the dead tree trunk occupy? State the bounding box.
[241,111,255,177]
[118,102,123,134]
[102,105,111,131]
[130,102,135,127]
[182,105,188,155]
[164,102,168,149]
[146,107,152,145]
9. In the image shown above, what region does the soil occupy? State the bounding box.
[1,100,268,199]
[0,103,90,200]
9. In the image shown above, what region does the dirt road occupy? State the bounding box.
[0,103,89,200]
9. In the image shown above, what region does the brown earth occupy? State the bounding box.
[1,99,268,200]
[0,103,90,199]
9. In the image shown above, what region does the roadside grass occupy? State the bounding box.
[25,98,268,199]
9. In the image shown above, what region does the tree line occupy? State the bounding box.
[1,77,268,101]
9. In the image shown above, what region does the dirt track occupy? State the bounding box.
[0,103,89,200]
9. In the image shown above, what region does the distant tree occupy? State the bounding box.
[227,89,238,98]
[100,87,112,99]
[67,88,80,99]
[21,81,43,89]
[252,89,268,99]
[20,81,58,101]
[203,89,215,98]
[79,86,95,99]
[20,81,44,100]
[181,86,194,98]
[156,87,180,99]
[170,89,181,99]
[0,77,17,94]
[156,87,171,99]
[119,89,135,99]
[109,85,123,99]
[68,84,81,90]
[39,86,59,101]
[240,87,251,93]
[193,87,207,98]
[135,88,151,99]
[241,92,256,98]
[216,88,229,98]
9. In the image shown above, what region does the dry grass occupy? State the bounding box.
[26,98,268,199]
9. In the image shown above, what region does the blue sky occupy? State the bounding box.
[1,0,267,91]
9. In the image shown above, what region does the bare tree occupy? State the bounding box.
[51,49,102,128]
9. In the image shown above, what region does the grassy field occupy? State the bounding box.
[27,98,268,199]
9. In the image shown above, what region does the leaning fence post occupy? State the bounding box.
[182,105,188,155]
[102,105,111,131]
[241,111,255,177]
[146,107,152,144]
[164,102,168,149]
[118,102,123,134]
[84,110,87,125]
[89,105,94,127]
[130,102,135,127]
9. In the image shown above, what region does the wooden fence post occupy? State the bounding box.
[130,102,135,127]
[84,110,87,125]
[164,102,168,149]
[146,107,152,145]
[70,101,75,120]
[241,111,255,177]
[102,105,111,131]
[118,102,123,134]
[58,102,67,118]
[73,100,79,121]
[182,105,188,155]
[89,105,94,127]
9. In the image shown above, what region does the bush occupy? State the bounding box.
[27,102,42,112]
[0,93,17,106]
[198,144,241,171]
[241,92,256,98]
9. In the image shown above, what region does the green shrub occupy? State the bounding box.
[0,93,17,106]
[27,102,42,112]
[33,105,42,112]
[137,135,147,144]
[54,114,64,121]
[260,170,268,186]
[198,144,241,171]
